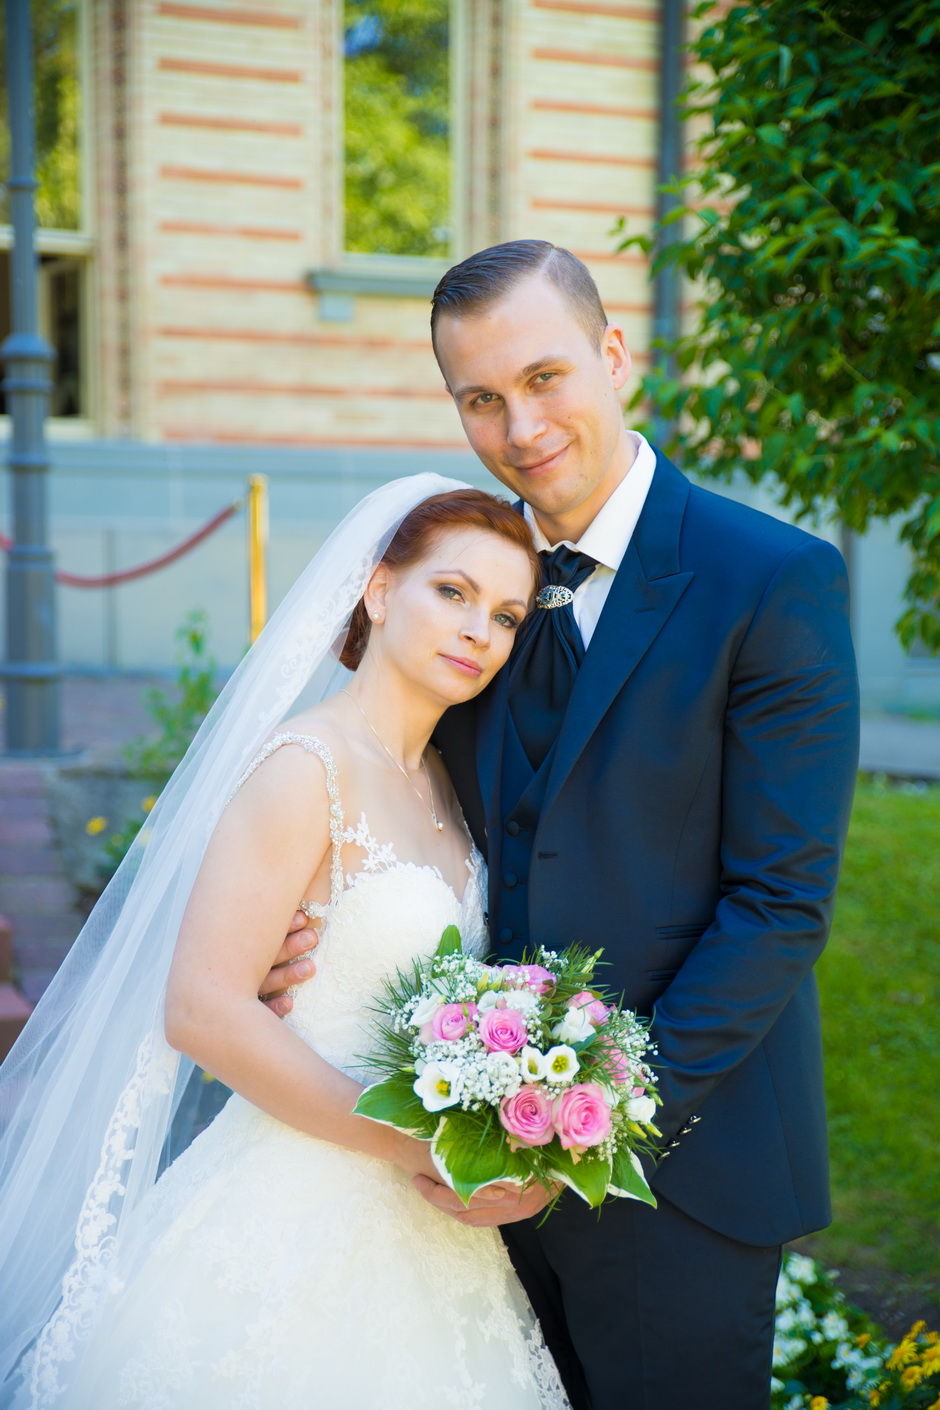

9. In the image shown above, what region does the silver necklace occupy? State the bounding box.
[340,689,444,832]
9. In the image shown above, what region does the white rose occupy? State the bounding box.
[625,1094,656,1124]
[476,990,502,1012]
[409,992,445,1027]
[518,1046,547,1083]
[413,1061,463,1111]
[552,1007,594,1044]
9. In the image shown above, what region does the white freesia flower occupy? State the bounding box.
[518,1046,547,1083]
[409,991,445,1027]
[553,1006,594,1044]
[625,1094,656,1124]
[413,1061,463,1111]
[542,1044,580,1084]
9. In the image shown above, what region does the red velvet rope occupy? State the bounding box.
[0,500,242,588]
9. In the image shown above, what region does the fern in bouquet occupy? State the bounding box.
[353,926,661,1209]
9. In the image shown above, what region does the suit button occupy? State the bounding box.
[506,820,521,836]
[503,872,518,889]
[498,928,514,945]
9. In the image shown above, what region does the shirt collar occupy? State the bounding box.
[524,432,657,571]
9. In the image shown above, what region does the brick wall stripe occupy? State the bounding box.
[531,98,655,119]
[159,112,302,135]
[160,165,304,189]
[161,274,305,291]
[157,3,302,28]
[531,46,657,70]
[156,327,432,350]
[528,148,655,169]
[531,198,653,215]
[159,220,301,240]
[533,0,655,16]
[572,249,648,264]
[163,431,470,448]
[158,381,449,399]
[157,56,302,82]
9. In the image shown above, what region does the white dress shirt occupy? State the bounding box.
[524,431,657,648]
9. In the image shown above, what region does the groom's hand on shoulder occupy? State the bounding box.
[411,1175,556,1227]
[257,912,320,1016]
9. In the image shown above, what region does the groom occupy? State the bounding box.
[264,241,859,1409]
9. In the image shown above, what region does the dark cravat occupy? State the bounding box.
[509,544,599,771]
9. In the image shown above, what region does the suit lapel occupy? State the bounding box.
[540,453,694,820]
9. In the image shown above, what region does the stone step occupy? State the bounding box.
[0,980,33,1061]
[0,913,12,983]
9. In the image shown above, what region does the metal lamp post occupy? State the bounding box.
[2,0,61,755]
[651,0,686,450]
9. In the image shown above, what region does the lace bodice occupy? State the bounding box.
[235,732,487,1081]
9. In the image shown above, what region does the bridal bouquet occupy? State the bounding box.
[354,928,661,1209]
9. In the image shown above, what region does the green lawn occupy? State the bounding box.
[804,779,940,1325]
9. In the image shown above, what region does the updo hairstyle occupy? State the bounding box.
[339,488,540,671]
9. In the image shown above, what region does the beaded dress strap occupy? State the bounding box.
[232,732,345,909]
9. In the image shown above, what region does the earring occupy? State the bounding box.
[372,612,380,621]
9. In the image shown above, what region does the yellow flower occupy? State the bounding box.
[889,1339,918,1370]
[810,1398,829,1410]
[912,1322,928,1336]
[926,1396,940,1410]
[141,795,157,814]
[85,816,107,836]
[902,1364,924,1390]
[868,1390,881,1407]
[856,1333,872,1349]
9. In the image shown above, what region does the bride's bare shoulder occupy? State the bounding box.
[269,699,351,769]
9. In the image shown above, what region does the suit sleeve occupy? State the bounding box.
[649,536,860,1148]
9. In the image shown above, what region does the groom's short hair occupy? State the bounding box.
[431,240,609,352]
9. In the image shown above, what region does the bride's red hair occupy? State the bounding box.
[340,487,539,670]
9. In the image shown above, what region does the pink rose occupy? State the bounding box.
[500,964,555,995]
[500,1086,555,1148]
[478,1006,528,1054]
[594,1037,632,1086]
[552,1082,612,1151]
[430,1002,478,1042]
[568,990,610,1025]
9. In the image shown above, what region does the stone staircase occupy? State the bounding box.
[0,913,33,1061]
[0,760,87,1014]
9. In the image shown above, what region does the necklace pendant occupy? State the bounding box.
[434,819,444,832]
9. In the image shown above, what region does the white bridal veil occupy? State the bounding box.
[0,472,470,1409]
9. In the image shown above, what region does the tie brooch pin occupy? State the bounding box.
[536,585,575,609]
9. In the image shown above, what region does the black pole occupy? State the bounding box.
[2,0,61,755]
[651,0,686,449]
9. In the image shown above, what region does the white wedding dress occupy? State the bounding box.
[58,735,569,1410]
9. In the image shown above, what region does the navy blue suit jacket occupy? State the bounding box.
[435,451,859,1248]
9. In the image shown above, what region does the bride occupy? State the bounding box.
[0,475,570,1410]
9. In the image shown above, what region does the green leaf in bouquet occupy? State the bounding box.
[432,1112,530,1206]
[547,1144,613,1208]
[354,1077,438,1139]
[435,925,463,960]
[609,1144,657,1207]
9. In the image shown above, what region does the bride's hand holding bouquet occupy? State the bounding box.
[355,927,661,1212]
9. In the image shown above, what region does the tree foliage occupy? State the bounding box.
[344,0,451,257]
[621,1,940,651]
[0,0,80,230]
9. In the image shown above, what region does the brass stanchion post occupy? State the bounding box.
[247,475,269,644]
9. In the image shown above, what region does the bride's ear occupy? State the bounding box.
[363,562,391,625]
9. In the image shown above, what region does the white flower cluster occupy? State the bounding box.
[770,1253,886,1405]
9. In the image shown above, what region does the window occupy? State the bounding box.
[1,0,89,420]
[343,0,453,259]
